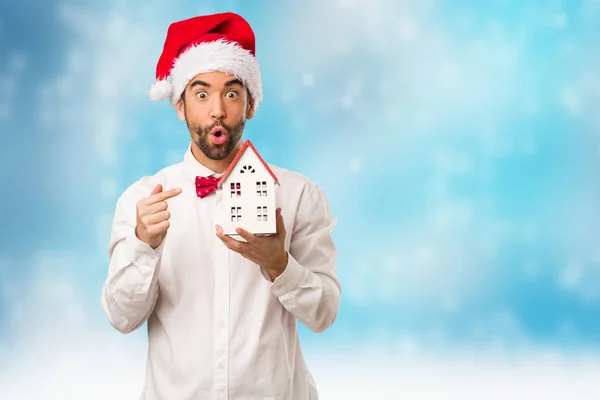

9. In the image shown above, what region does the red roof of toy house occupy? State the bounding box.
[218,140,279,187]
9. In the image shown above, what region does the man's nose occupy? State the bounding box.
[210,98,226,120]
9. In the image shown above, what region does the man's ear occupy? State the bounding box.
[176,93,186,121]
[246,98,255,120]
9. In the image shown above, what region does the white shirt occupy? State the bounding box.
[101,143,341,400]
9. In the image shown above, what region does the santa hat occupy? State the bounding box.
[148,12,262,108]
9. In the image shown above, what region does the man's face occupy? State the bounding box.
[176,71,255,160]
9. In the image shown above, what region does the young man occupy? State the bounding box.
[101,12,341,400]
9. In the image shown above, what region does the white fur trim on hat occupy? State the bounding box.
[147,79,173,101]
[165,38,262,108]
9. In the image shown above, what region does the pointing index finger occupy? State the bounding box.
[146,187,182,204]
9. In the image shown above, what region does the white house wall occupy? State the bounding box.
[220,149,277,235]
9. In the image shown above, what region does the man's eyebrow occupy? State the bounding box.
[189,80,210,89]
[225,78,244,87]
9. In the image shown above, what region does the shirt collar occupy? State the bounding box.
[182,142,222,183]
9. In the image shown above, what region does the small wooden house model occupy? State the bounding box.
[218,140,278,235]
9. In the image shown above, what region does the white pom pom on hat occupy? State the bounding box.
[147,79,173,101]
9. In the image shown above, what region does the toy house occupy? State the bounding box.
[218,140,279,235]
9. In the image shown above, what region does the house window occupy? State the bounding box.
[257,206,268,221]
[231,206,242,222]
[230,182,241,197]
[256,181,267,196]
[240,165,255,173]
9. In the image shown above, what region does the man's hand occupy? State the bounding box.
[216,207,288,280]
[135,184,182,249]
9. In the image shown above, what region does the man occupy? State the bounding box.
[101,12,341,400]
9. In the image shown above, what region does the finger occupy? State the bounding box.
[228,239,250,253]
[219,235,240,251]
[235,227,256,243]
[275,208,286,235]
[215,225,229,241]
[150,184,163,195]
[143,210,171,225]
[146,219,170,236]
[145,187,182,205]
[216,226,249,252]
[141,201,169,216]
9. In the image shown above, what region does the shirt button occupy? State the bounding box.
[220,322,225,328]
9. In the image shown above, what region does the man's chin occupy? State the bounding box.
[207,151,229,160]
[201,142,231,160]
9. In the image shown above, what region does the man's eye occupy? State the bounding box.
[226,91,238,98]
[196,92,207,98]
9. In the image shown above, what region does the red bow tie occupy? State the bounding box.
[195,175,219,198]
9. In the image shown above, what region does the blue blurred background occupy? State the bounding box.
[1,0,600,398]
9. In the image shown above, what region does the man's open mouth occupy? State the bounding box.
[210,126,228,145]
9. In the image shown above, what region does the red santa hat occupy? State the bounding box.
[148,12,262,108]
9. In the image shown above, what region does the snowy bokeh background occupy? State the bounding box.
[1,0,600,398]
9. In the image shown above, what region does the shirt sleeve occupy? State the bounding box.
[101,177,164,334]
[268,182,341,333]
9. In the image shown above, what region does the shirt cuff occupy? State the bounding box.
[269,253,305,296]
[124,234,164,266]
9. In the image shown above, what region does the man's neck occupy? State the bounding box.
[190,141,241,174]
